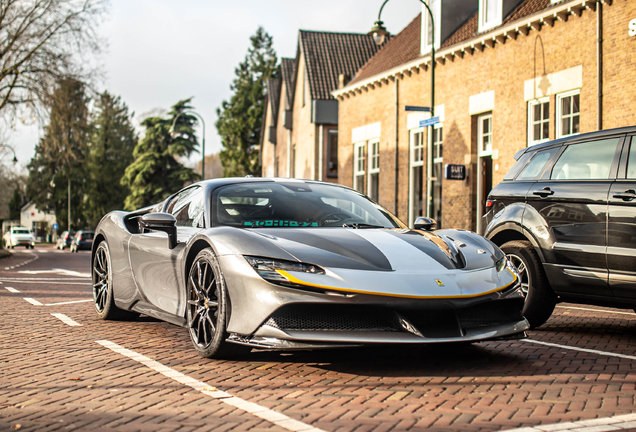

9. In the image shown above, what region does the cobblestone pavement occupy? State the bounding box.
[1,245,636,432]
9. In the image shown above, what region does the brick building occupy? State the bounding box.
[260,31,384,182]
[332,0,635,232]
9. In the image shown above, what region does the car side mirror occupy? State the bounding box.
[139,212,177,249]
[414,217,437,231]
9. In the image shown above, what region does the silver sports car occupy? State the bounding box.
[92,178,528,358]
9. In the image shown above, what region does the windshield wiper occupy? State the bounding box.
[342,223,384,229]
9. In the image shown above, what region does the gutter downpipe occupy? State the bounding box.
[597,0,603,131]
[394,78,399,214]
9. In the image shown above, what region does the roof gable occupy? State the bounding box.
[299,30,384,100]
[267,77,281,123]
[280,57,296,108]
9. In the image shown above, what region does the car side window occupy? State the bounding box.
[627,137,636,179]
[517,148,558,181]
[550,138,620,180]
[168,187,205,228]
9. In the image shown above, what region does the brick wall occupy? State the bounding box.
[337,0,636,231]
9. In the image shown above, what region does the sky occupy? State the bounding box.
[5,0,422,172]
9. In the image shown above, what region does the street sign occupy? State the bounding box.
[419,116,440,128]
[52,223,59,230]
[405,106,431,112]
[445,164,467,180]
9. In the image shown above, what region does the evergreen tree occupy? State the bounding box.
[85,92,137,226]
[8,186,24,220]
[26,78,91,231]
[121,99,200,210]
[216,27,278,177]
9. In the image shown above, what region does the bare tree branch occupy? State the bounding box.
[0,0,107,118]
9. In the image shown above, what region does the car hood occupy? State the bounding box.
[246,228,497,272]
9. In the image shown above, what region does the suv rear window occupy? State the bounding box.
[550,138,619,180]
[516,148,559,181]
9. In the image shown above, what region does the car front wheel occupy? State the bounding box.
[186,249,250,359]
[501,240,556,328]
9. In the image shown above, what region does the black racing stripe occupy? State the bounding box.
[384,230,461,270]
[255,229,393,271]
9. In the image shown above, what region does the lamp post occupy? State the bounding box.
[370,0,436,219]
[169,111,206,179]
[0,144,18,165]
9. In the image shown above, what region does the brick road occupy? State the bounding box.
[1,245,636,432]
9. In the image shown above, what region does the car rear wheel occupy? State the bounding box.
[186,249,250,359]
[93,241,138,321]
[501,240,556,328]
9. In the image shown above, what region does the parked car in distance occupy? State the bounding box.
[56,231,75,250]
[483,126,636,328]
[70,230,94,252]
[3,226,35,249]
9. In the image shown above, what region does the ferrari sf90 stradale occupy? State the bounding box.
[92,178,528,358]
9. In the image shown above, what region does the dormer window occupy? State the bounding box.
[421,0,440,54]
[479,0,502,33]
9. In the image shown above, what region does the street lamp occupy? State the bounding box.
[370,0,436,219]
[169,111,206,179]
[0,144,18,164]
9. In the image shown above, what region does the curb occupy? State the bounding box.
[0,249,11,259]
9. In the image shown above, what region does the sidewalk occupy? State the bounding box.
[0,248,11,259]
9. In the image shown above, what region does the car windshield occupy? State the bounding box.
[214,182,406,229]
[12,229,29,234]
[82,232,94,240]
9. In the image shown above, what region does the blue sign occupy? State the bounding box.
[419,116,440,128]
[52,223,59,230]
[445,164,467,181]
[405,106,431,112]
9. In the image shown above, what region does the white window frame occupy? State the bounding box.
[528,96,550,146]
[409,128,425,227]
[478,113,493,157]
[432,124,443,163]
[421,0,441,53]
[353,142,366,192]
[479,0,502,33]
[367,139,380,199]
[556,89,581,139]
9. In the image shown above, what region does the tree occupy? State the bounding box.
[216,27,278,177]
[0,0,107,118]
[26,78,90,231]
[121,99,200,210]
[84,92,137,226]
[8,185,24,220]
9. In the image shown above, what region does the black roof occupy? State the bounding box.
[514,126,636,160]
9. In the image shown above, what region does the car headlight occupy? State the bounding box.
[244,256,325,284]
[495,256,507,273]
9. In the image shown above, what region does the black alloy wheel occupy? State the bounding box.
[93,241,138,321]
[501,240,556,328]
[186,249,250,359]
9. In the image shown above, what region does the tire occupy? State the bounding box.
[186,249,250,359]
[501,240,556,328]
[93,241,139,321]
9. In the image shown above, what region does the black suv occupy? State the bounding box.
[483,126,636,328]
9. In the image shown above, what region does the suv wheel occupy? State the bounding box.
[501,240,556,328]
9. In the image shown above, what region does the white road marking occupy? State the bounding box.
[502,413,636,431]
[5,287,19,293]
[51,313,82,326]
[18,268,91,278]
[45,299,93,306]
[556,305,636,316]
[23,297,43,306]
[523,339,636,361]
[96,340,326,432]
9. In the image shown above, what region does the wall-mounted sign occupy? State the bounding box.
[405,106,431,112]
[445,164,467,180]
[630,19,636,37]
[420,116,440,128]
